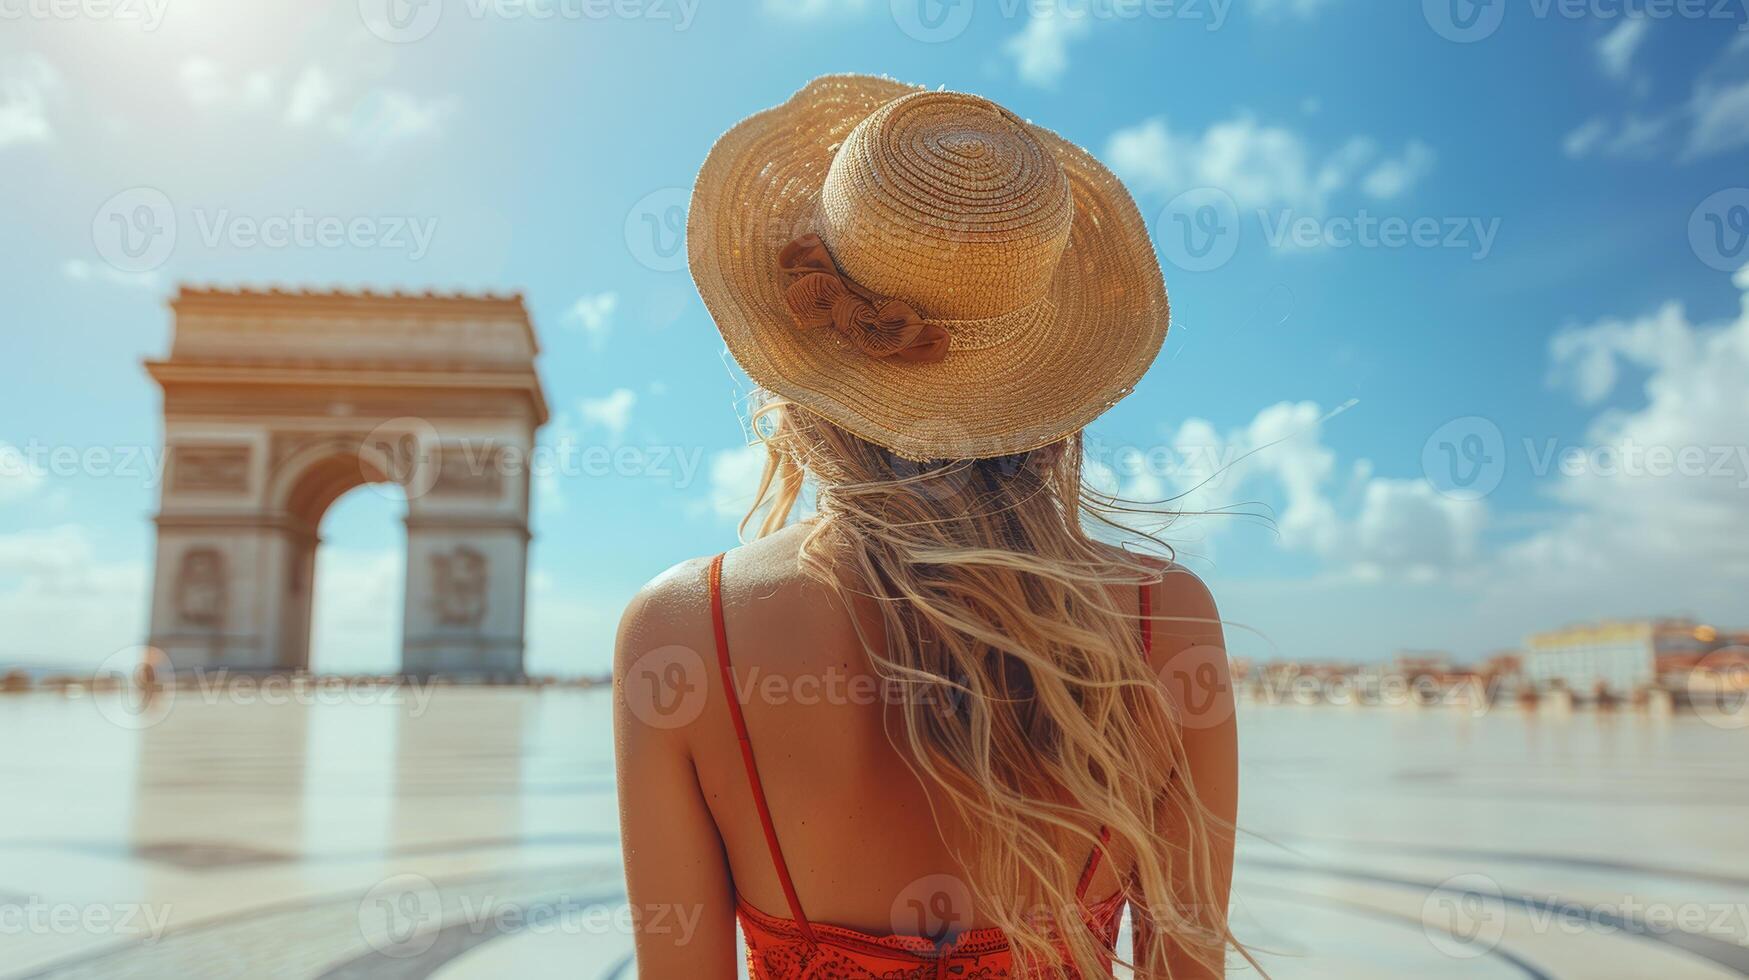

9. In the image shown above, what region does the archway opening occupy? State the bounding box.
[306,482,407,677]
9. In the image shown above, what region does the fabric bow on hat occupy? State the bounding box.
[776,234,950,364]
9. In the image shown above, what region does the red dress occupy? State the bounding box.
[708,554,1151,978]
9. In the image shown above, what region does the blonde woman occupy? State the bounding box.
[615,76,1242,978]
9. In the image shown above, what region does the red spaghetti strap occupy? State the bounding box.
[708,553,818,947]
[1139,580,1153,655]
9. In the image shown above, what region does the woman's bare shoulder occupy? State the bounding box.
[614,524,824,671]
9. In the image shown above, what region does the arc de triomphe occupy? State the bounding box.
[143,287,548,679]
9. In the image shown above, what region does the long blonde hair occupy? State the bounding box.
[740,395,1245,977]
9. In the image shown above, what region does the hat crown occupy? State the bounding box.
[819,91,1074,321]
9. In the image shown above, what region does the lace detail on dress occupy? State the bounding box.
[737,892,1126,979]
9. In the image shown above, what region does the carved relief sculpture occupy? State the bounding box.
[171,445,251,492]
[175,548,227,626]
[432,546,488,627]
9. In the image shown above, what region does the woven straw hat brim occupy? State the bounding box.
[688,74,1168,461]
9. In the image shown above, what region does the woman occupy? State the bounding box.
[615,75,1242,978]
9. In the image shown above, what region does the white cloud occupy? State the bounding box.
[1597,18,1650,81]
[1566,38,1749,161]
[0,443,43,502]
[1360,140,1436,200]
[1105,116,1429,212]
[179,58,451,155]
[336,89,453,155]
[1562,118,1609,159]
[61,259,160,292]
[178,58,276,111]
[1558,113,1670,160]
[1686,78,1749,159]
[1349,479,1484,582]
[704,443,771,522]
[524,570,620,677]
[285,66,337,127]
[1003,4,1092,88]
[1249,0,1338,18]
[566,292,619,348]
[0,525,148,668]
[579,388,637,436]
[761,0,866,18]
[1488,269,1749,616]
[308,546,402,674]
[1547,301,1694,406]
[1119,399,1482,581]
[0,55,60,148]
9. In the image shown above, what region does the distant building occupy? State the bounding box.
[1524,619,1714,694]
[1394,651,1453,678]
[1479,652,1522,679]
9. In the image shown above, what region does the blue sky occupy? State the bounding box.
[3,0,1748,676]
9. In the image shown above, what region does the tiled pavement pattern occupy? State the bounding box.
[2,689,1745,978]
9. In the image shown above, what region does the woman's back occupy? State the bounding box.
[623,72,1243,978]
[614,522,1237,976]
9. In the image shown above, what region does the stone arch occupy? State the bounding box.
[144,287,548,680]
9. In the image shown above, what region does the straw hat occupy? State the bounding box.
[688,74,1168,461]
